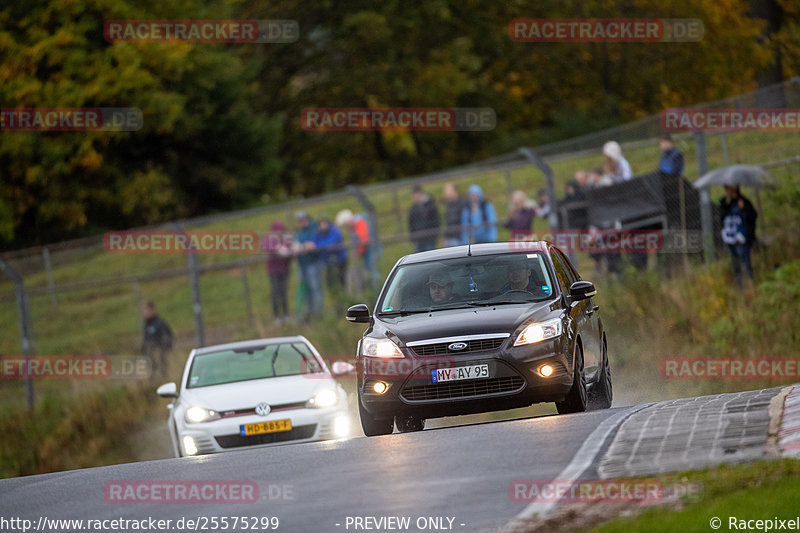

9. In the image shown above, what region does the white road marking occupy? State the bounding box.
[512,404,652,520]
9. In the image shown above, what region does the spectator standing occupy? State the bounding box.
[313,217,348,291]
[141,301,174,379]
[408,184,441,252]
[658,134,684,177]
[535,188,550,224]
[336,209,380,295]
[504,190,536,241]
[294,211,323,320]
[461,185,497,244]
[443,182,465,246]
[720,185,758,287]
[262,220,293,325]
[603,141,633,183]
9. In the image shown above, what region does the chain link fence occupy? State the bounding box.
[1,79,799,409]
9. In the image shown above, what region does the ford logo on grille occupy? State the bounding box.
[255,402,271,416]
[448,342,468,351]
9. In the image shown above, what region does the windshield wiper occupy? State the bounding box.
[377,309,431,317]
[469,298,542,306]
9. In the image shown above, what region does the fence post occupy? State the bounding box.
[517,148,559,230]
[0,259,35,411]
[42,247,57,307]
[240,261,255,328]
[694,131,715,263]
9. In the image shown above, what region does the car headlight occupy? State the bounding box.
[514,318,563,346]
[361,337,404,358]
[306,388,339,409]
[184,406,220,424]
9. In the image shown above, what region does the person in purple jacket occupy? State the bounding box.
[504,190,536,241]
[262,220,293,325]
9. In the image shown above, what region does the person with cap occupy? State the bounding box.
[658,133,684,177]
[602,141,633,183]
[720,185,758,287]
[427,270,456,305]
[461,184,497,244]
[262,220,293,325]
[293,211,323,320]
[408,184,441,252]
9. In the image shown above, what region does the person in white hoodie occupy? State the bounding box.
[602,141,633,183]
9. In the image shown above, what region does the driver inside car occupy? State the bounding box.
[498,260,532,294]
[427,271,456,305]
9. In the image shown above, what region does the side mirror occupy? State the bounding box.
[346,304,371,323]
[569,281,597,302]
[156,382,178,398]
[331,361,356,376]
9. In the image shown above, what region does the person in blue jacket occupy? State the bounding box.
[461,185,497,244]
[312,217,348,291]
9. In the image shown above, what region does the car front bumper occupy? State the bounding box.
[359,338,574,419]
[176,407,351,456]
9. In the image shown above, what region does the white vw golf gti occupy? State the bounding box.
[157,336,351,457]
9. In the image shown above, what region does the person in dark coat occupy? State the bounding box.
[262,220,293,324]
[141,301,174,379]
[443,182,465,246]
[720,185,758,286]
[409,184,440,252]
[658,133,684,177]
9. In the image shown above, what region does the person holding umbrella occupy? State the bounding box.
[720,185,758,287]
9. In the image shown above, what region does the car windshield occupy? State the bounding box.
[377,253,555,314]
[186,342,324,388]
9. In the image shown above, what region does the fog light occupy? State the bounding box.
[372,381,388,394]
[182,435,198,456]
[333,415,350,438]
[539,364,554,377]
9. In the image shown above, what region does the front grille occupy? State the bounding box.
[400,376,525,402]
[215,424,317,448]
[411,337,505,356]
[219,401,307,418]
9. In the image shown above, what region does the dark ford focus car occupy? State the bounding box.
[346,242,612,436]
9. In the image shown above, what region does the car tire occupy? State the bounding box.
[395,415,426,433]
[588,338,613,410]
[358,397,394,436]
[556,344,588,415]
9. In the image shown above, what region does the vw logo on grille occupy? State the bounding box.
[448,342,468,351]
[255,402,271,416]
